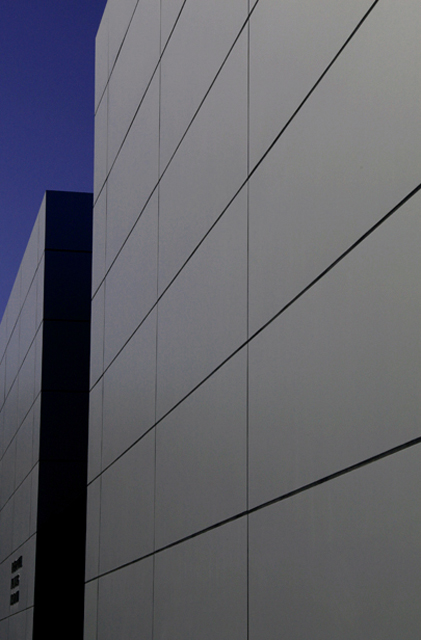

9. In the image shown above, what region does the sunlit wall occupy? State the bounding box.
[86,1,421,638]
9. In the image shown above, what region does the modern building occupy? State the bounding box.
[85,0,421,638]
[2,1,420,638]
[0,191,93,640]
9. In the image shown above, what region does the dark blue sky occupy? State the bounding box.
[0,0,107,321]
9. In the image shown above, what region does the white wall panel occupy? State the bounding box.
[5,332,19,399]
[15,412,33,489]
[0,500,14,563]
[83,580,98,640]
[249,192,421,507]
[0,559,9,620]
[249,0,421,334]
[249,446,421,639]
[0,412,4,459]
[18,534,36,610]
[91,187,107,297]
[34,260,44,332]
[0,620,8,640]
[90,284,105,389]
[158,30,247,293]
[5,274,21,342]
[249,0,374,166]
[107,0,160,168]
[8,611,26,640]
[102,310,156,468]
[159,0,247,169]
[160,0,185,47]
[97,558,153,640]
[18,283,37,366]
[30,398,40,470]
[0,323,6,376]
[106,79,159,270]
[1,438,16,508]
[157,192,247,419]
[25,610,33,640]
[107,0,139,72]
[12,475,31,551]
[87,380,103,483]
[94,95,108,203]
[4,381,19,452]
[99,431,155,574]
[0,421,5,467]
[155,350,247,548]
[17,344,35,432]
[154,519,247,640]
[28,465,38,537]
[104,193,158,365]
[85,479,101,582]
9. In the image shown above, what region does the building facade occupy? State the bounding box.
[0,191,93,640]
[85,0,421,638]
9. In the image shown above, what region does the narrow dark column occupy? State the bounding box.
[33,191,93,640]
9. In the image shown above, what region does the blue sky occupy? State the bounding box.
[0,0,107,320]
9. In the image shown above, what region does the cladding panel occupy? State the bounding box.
[249,0,374,166]
[249,0,421,333]
[99,431,155,574]
[91,187,107,296]
[107,0,160,168]
[155,350,247,548]
[159,0,247,168]
[156,192,247,419]
[154,519,247,640]
[249,446,421,640]
[106,80,159,270]
[97,558,153,640]
[104,193,158,365]
[158,31,248,294]
[249,192,421,507]
[102,310,156,468]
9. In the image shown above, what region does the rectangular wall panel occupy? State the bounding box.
[249,0,421,333]
[249,446,421,639]
[249,190,421,507]
[107,0,160,168]
[154,519,247,640]
[155,349,247,548]
[99,431,155,574]
[97,558,153,640]
[156,192,247,419]
[158,30,248,294]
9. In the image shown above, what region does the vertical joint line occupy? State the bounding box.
[152,5,163,640]
[246,4,251,640]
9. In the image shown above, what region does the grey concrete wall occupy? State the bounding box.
[0,198,45,640]
[0,191,92,640]
[86,1,421,638]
